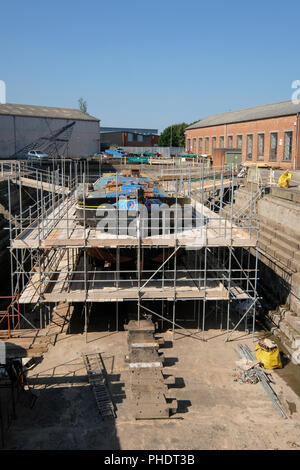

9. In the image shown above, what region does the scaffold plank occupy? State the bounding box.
[14,176,70,194]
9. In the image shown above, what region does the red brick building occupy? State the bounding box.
[185,100,300,169]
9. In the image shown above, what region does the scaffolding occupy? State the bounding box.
[5,159,260,342]
[0,294,20,339]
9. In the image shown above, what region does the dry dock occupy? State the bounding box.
[1,160,300,450]
[3,326,300,450]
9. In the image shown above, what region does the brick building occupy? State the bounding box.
[185,100,300,169]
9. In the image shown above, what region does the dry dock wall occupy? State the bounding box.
[226,182,300,359]
[231,183,300,313]
[257,189,300,312]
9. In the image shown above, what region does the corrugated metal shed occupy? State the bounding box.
[0,103,99,121]
[187,100,300,130]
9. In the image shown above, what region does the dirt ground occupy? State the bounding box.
[4,326,300,450]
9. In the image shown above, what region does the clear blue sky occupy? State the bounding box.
[1,0,300,132]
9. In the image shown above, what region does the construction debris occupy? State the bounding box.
[235,357,260,371]
[233,368,259,384]
[258,338,277,351]
[235,343,287,419]
[233,356,260,383]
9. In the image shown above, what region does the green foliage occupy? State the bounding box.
[78,97,87,114]
[159,120,201,147]
[158,123,188,147]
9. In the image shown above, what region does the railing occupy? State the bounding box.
[11,208,259,241]
[6,160,260,245]
[16,266,258,298]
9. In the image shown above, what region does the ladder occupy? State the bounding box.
[82,353,116,419]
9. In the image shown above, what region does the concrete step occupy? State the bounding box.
[259,223,276,239]
[276,319,300,344]
[271,238,296,259]
[258,238,299,271]
[266,312,300,346]
[259,213,300,241]
[259,231,296,259]
[260,221,300,251]
[275,231,300,251]
[263,193,300,212]
[285,312,300,336]
[271,327,295,359]
[258,240,271,254]
[271,186,300,204]
[264,244,300,271]
[259,233,272,247]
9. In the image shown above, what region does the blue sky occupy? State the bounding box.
[1,0,300,132]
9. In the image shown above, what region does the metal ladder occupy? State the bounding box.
[82,353,116,419]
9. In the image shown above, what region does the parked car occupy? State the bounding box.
[26,150,49,161]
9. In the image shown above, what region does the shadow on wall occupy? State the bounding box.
[258,259,291,311]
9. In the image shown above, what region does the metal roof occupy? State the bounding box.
[101,127,158,134]
[0,103,99,121]
[186,100,300,130]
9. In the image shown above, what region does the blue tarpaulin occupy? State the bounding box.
[105,150,123,157]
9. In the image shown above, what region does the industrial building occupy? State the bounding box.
[100,127,159,150]
[0,103,100,158]
[185,100,300,169]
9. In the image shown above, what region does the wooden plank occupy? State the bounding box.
[15,177,70,194]
[38,283,229,303]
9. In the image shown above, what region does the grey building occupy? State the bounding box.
[0,103,100,158]
[100,127,159,150]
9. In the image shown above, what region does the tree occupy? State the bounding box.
[158,120,201,147]
[158,123,189,147]
[78,97,87,114]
